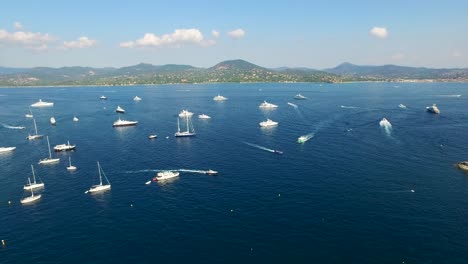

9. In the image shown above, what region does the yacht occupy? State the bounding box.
[426,104,440,114]
[0,147,16,153]
[31,99,53,107]
[205,169,218,175]
[259,101,278,108]
[50,117,56,125]
[213,94,228,101]
[85,161,111,193]
[99,95,107,100]
[198,114,211,119]
[113,118,138,127]
[20,178,41,204]
[379,118,392,127]
[133,96,142,101]
[294,94,307,100]
[259,119,278,127]
[66,157,77,171]
[27,118,43,140]
[38,136,60,165]
[152,171,180,181]
[457,161,468,171]
[54,141,76,152]
[178,110,194,118]
[175,116,196,137]
[73,116,79,122]
[148,134,158,139]
[115,106,125,113]
[24,165,44,190]
[25,107,33,118]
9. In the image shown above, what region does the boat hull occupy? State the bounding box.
[21,194,41,204]
[175,132,196,137]
[54,145,76,152]
[88,185,111,193]
[0,147,16,153]
[38,158,60,164]
[113,122,138,127]
[23,183,44,190]
[27,135,44,140]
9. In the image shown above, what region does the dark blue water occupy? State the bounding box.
[1,83,467,263]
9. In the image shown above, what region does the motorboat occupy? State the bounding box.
[24,165,44,190]
[178,110,194,118]
[73,116,79,122]
[198,114,211,119]
[294,94,307,100]
[54,141,76,152]
[0,147,16,153]
[205,169,218,175]
[398,104,407,109]
[85,161,111,193]
[148,134,158,139]
[133,96,142,101]
[27,119,43,140]
[273,150,283,154]
[99,95,107,100]
[50,117,56,125]
[213,94,228,101]
[153,171,180,181]
[20,178,41,204]
[38,136,60,165]
[426,104,440,114]
[457,161,468,171]
[379,118,392,127]
[259,100,278,108]
[259,119,278,127]
[113,118,138,127]
[31,99,53,107]
[175,116,196,137]
[66,157,77,171]
[116,106,125,113]
[298,133,314,143]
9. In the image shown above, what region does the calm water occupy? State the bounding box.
[0,83,467,263]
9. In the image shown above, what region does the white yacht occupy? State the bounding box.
[99,95,107,100]
[31,99,53,107]
[24,165,44,190]
[133,96,142,101]
[259,119,278,127]
[85,161,111,193]
[213,94,228,101]
[294,94,307,100]
[25,107,33,118]
[148,134,158,139]
[426,104,440,114]
[198,114,211,119]
[259,101,278,108]
[21,178,41,204]
[38,136,60,165]
[116,106,125,113]
[54,141,76,152]
[50,117,56,125]
[66,157,77,171]
[113,118,138,127]
[27,119,43,140]
[178,110,194,118]
[153,171,180,181]
[175,116,196,137]
[0,147,16,153]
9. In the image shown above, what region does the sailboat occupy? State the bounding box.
[38,136,60,164]
[21,178,42,204]
[27,118,44,140]
[67,157,77,171]
[175,116,196,137]
[24,165,45,190]
[25,107,33,118]
[85,161,111,193]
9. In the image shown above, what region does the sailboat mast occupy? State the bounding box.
[69,157,72,166]
[47,136,52,158]
[97,162,103,185]
[177,118,180,132]
[33,119,38,135]
[186,115,189,133]
[31,165,36,184]
[29,178,34,197]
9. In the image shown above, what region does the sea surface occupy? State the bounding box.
[0,82,467,263]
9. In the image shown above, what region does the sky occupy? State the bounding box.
[0,0,467,69]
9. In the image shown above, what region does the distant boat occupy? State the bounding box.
[50,117,56,125]
[178,109,194,118]
[198,114,211,119]
[287,102,298,107]
[31,99,53,107]
[398,104,407,109]
[115,106,125,113]
[213,94,228,101]
[21,178,41,204]
[73,116,79,122]
[205,169,218,175]
[298,133,314,143]
[38,136,60,165]
[25,107,33,118]
[153,171,180,181]
[175,116,196,137]
[457,161,468,171]
[259,100,278,108]
[54,141,76,152]
[133,96,142,101]
[259,119,278,127]
[67,157,77,171]
[0,147,16,153]
[148,134,158,139]
[27,118,44,140]
[294,94,307,100]
[113,118,138,127]
[24,165,44,190]
[99,95,107,100]
[426,104,440,114]
[85,161,111,193]
[273,150,283,154]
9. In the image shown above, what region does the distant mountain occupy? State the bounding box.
[116,63,196,75]
[209,59,265,71]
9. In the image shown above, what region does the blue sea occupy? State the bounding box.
[0,82,467,263]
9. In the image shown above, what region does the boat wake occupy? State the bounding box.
[244,142,282,154]
[435,94,461,98]
[2,123,26,129]
[287,102,298,108]
[340,105,359,109]
[379,118,392,135]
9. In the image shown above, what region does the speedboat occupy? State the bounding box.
[153,171,180,181]
[259,119,278,127]
[213,94,228,101]
[31,99,53,107]
[294,94,307,100]
[99,95,107,100]
[379,118,392,127]
[0,147,16,153]
[133,96,142,101]
[457,161,468,171]
[113,118,138,127]
[54,141,76,152]
[116,106,125,113]
[148,134,158,139]
[178,110,194,118]
[50,117,56,125]
[198,114,211,119]
[426,104,440,114]
[205,169,218,175]
[259,101,278,108]
[73,116,79,122]
[273,150,283,154]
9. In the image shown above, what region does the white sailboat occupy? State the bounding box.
[24,165,45,190]
[175,116,196,137]
[38,136,60,164]
[67,157,77,171]
[25,107,33,118]
[85,161,111,193]
[27,118,44,140]
[21,178,42,204]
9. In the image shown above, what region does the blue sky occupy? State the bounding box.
[0,0,467,68]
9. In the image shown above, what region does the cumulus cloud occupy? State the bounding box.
[63,36,97,49]
[120,29,211,48]
[227,28,245,39]
[0,28,54,51]
[211,30,220,38]
[14,22,23,30]
[369,26,388,39]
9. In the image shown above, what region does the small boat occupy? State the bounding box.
[20,178,41,204]
[145,181,151,185]
[152,171,180,181]
[198,114,211,119]
[27,118,43,140]
[398,104,407,109]
[99,95,107,100]
[259,100,278,108]
[73,116,79,122]
[205,169,218,175]
[273,150,283,154]
[25,107,33,118]
[259,119,278,127]
[148,134,158,139]
[178,109,194,118]
[24,165,44,190]
[113,118,138,127]
[0,147,16,153]
[133,96,142,101]
[294,94,307,100]
[213,94,228,101]
[66,157,77,171]
[115,106,125,113]
[50,117,56,125]
[426,104,440,114]
[85,161,111,193]
[298,133,314,143]
[379,118,392,127]
[54,141,76,152]
[457,161,468,171]
[38,136,60,165]
[31,99,53,107]
[175,116,196,137]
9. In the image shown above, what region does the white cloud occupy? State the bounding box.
[227,28,245,39]
[391,52,405,60]
[120,29,209,48]
[0,28,54,51]
[211,30,220,38]
[63,36,97,49]
[369,26,388,39]
[14,22,23,30]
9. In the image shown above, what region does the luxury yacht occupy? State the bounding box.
[198,114,211,119]
[259,119,278,127]
[31,99,54,107]
[133,96,142,101]
[175,116,196,137]
[178,110,194,118]
[99,95,107,100]
[0,147,16,153]
[213,94,228,101]
[426,104,440,114]
[259,101,278,108]
[153,171,180,181]
[53,141,76,152]
[294,94,307,100]
[116,106,125,113]
[113,118,138,127]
